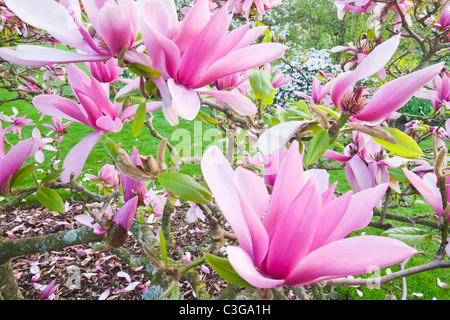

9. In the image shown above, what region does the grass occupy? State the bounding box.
[1,85,450,300]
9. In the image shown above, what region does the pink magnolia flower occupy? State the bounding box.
[32,64,158,183]
[144,188,168,218]
[331,35,444,124]
[263,63,292,89]
[325,132,406,194]
[85,164,119,190]
[402,168,450,218]
[41,117,72,143]
[227,0,283,19]
[0,0,139,66]
[31,128,58,164]
[433,5,450,31]
[414,71,450,110]
[331,38,387,79]
[0,122,40,192]
[86,58,124,83]
[139,0,287,125]
[119,147,147,206]
[295,76,332,105]
[0,107,34,138]
[201,140,417,288]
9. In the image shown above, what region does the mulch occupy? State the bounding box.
[0,201,306,300]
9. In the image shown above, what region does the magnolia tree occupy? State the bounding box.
[0,0,450,301]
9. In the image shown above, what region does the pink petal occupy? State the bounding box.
[357,62,445,123]
[178,5,230,87]
[264,179,322,279]
[193,43,288,88]
[0,45,109,67]
[32,94,90,126]
[402,168,443,215]
[227,246,284,289]
[201,146,253,255]
[323,150,352,163]
[284,235,417,286]
[60,131,102,183]
[263,140,305,236]
[345,155,374,192]
[167,79,201,121]
[4,0,88,50]
[331,35,400,108]
[324,183,389,244]
[257,121,308,155]
[97,3,134,55]
[173,0,211,53]
[235,168,270,266]
[198,89,257,115]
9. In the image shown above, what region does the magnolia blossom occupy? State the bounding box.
[86,58,124,83]
[201,141,417,288]
[32,64,158,183]
[0,0,139,66]
[433,5,450,31]
[0,107,34,138]
[324,131,406,193]
[227,0,282,19]
[84,164,120,190]
[331,38,387,79]
[139,0,287,125]
[31,128,58,164]
[144,188,168,218]
[335,0,412,32]
[294,77,332,105]
[0,122,40,192]
[41,117,72,143]
[331,35,444,124]
[414,71,450,110]
[402,168,450,218]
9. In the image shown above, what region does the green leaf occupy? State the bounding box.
[372,127,423,158]
[10,162,35,188]
[159,228,167,266]
[157,171,212,204]
[127,62,162,79]
[115,88,141,103]
[100,135,120,160]
[388,167,410,185]
[203,253,254,289]
[248,69,275,100]
[195,110,220,125]
[304,129,329,166]
[36,187,66,213]
[40,169,64,185]
[132,103,147,137]
[382,227,432,246]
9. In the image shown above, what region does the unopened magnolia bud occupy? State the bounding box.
[106,221,128,248]
[140,155,160,175]
[157,138,168,171]
[116,148,156,182]
[434,147,447,180]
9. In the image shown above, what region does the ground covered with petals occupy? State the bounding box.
[1,202,308,300]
